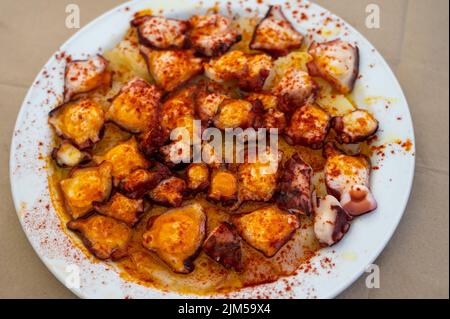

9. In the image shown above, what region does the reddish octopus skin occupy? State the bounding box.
[250,5,304,57]
[131,15,188,50]
[307,39,360,94]
[63,55,112,102]
[202,222,243,272]
[313,195,351,247]
[276,154,314,215]
[332,110,379,144]
[118,163,171,199]
[187,14,242,57]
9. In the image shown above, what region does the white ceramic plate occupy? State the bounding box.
[10,0,415,299]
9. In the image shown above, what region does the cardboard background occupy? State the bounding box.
[0,0,448,298]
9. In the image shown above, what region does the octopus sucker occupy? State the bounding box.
[131,15,188,50]
[340,184,377,217]
[313,195,351,247]
[250,5,304,57]
[63,54,112,102]
[307,39,359,94]
[323,142,377,216]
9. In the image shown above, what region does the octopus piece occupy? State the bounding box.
[231,205,300,257]
[340,184,378,217]
[160,86,197,138]
[194,83,229,124]
[60,162,113,219]
[93,137,150,183]
[253,108,287,133]
[93,192,144,227]
[204,50,272,91]
[323,143,377,216]
[159,140,192,167]
[213,99,256,130]
[148,176,186,207]
[332,109,379,144]
[203,222,242,271]
[271,68,318,111]
[285,104,331,149]
[137,124,168,157]
[276,154,314,215]
[307,39,360,94]
[245,92,279,110]
[67,215,131,260]
[250,5,303,57]
[131,15,188,50]
[186,163,210,191]
[52,141,91,167]
[239,53,273,92]
[142,203,206,273]
[201,141,223,168]
[106,78,162,133]
[313,195,351,246]
[187,14,241,57]
[48,98,105,149]
[63,55,112,102]
[237,147,282,203]
[140,46,203,92]
[208,168,238,204]
[118,163,171,199]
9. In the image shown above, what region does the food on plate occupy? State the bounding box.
[52,141,91,167]
[313,195,351,246]
[204,50,273,91]
[60,162,112,219]
[203,222,243,271]
[332,109,379,144]
[148,176,187,207]
[187,14,241,57]
[131,15,188,50]
[140,46,203,92]
[106,78,162,133]
[284,104,331,149]
[118,163,171,199]
[47,5,379,294]
[93,192,144,227]
[231,205,300,257]
[49,98,105,149]
[323,143,377,216]
[250,5,303,57]
[276,154,314,215]
[307,39,359,94]
[142,203,206,273]
[63,55,112,102]
[67,215,131,260]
